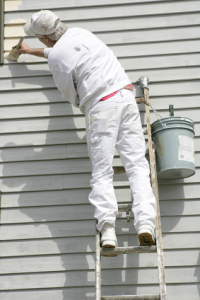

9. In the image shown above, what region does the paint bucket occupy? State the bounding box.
[151,116,195,179]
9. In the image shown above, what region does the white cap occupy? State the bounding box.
[24,10,60,36]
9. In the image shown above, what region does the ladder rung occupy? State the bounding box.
[101,294,160,300]
[118,204,132,212]
[113,166,125,174]
[101,246,157,255]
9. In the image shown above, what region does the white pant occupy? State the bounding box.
[85,89,156,232]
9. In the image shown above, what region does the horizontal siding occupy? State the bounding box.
[0,285,200,300]
[4,15,200,38]
[4,0,167,11]
[0,106,200,125]
[0,126,199,147]
[4,1,200,20]
[3,27,200,50]
[1,1,200,300]
[1,68,200,89]
[0,216,199,241]
[4,39,200,62]
[4,1,200,27]
[0,183,200,207]
[1,168,200,193]
[0,154,200,177]
[0,200,199,224]
[0,232,199,257]
[1,53,200,78]
[1,250,200,274]
[0,267,199,289]
[0,79,200,98]
[0,91,199,109]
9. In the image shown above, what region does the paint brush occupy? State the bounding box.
[5,37,24,61]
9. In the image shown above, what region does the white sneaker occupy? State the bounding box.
[138,225,156,246]
[101,223,118,248]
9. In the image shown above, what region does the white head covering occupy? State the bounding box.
[24,10,60,36]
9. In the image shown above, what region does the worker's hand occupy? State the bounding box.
[13,42,32,55]
[13,42,45,58]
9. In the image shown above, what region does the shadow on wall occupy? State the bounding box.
[1,60,96,299]
[1,61,189,299]
[1,59,138,298]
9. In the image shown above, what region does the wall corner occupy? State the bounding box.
[0,0,4,64]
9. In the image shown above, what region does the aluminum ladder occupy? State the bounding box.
[95,77,167,300]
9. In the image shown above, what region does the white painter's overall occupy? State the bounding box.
[85,89,156,232]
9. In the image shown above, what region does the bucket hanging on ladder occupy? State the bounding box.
[151,116,195,180]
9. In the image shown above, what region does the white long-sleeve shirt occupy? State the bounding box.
[45,27,131,113]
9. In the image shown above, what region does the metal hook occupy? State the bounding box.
[126,210,130,223]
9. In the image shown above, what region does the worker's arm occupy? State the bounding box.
[52,68,79,108]
[14,42,45,58]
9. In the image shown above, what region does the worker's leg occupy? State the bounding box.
[115,89,156,233]
[85,99,119,232]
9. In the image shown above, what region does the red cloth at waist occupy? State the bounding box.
[100,84,133,101]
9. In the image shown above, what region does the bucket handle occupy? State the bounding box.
[144,100,165,128]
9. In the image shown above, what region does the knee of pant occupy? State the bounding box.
[92,164,114,179]
[125,159,149,176]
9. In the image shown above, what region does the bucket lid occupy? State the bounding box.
[151,116,194,135]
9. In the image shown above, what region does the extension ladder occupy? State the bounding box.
[95,77,167,300]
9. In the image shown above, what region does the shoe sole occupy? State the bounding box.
[101,242,118,257]
[138,232,156,246]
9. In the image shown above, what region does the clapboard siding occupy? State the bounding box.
[0,130,199,151]
[0,131,86,147]
[0,141,199,162]
[1,183,200,207]
[0,167,200,193]
[0,217,199,241]
[4,11,200,36]
[4,39,200,63]
[4,1,200,22]
[0,286,200,300]
[1,1,200,300]
[0,91,200,109]
[0,199,199,224]
[0,106,200,125]
[0,80,200,100]
[0,144,89,161]
[0,267,199,289]
[1,250,200,275]
[4,0,171,11]
[4,27,200,52]
[4,16,200,41]
[1,53,200,78]
[0,285,199,300]
[1,68,200,92]
[0,233,199,257]
[0,154,200,177]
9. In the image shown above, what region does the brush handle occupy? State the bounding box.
[14,37,24,50]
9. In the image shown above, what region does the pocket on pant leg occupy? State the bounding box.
[127,102,143,133]
[92,106,117,135]
[88,106,117,165]
[127,101,138,119]
[125,102,146,152]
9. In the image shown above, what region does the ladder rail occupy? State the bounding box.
[96,223,101,300]
[94,80,167,300]
[144,87,167,300]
